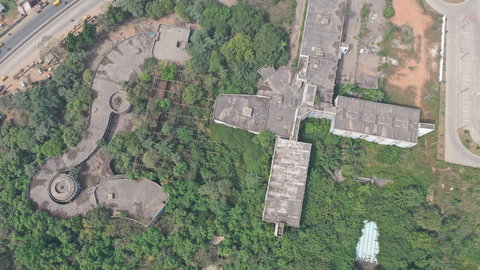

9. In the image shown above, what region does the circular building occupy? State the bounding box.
[49,174,80,204]
[109,91,131,114]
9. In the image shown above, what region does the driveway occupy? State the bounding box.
[426,0,480,167]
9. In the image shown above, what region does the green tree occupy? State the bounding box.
[220,33,254,64]
[174,0,193,21]
[229,4,265,36]
[161,63,177,80]
[83,69,93,84]
[253,130,275,148]
[143,57,158,71]
[80,23,97,47]
[254,23,289,66]
[117,0,147,18]
[146,0,175,19]
[383,2,395,19]
[41,132,65,157]
[138,72,152,82]
[98,6,128,31]
[64,23,97,52]
[154,98,171,111]
[142,149,159,169]
[182,85,202,105]
[124,79,152,114]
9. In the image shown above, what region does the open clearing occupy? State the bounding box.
[387,0,440,113]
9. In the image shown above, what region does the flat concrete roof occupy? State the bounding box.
[263,138,312,227]
[305,57,337,102]
[214,94,269,134]
[153,24,191,64]
[334,96,421,143]
[214,68,303,138]
[95,178,169,223]
[300,0,345,59]
[298,0,345,105]
[259,68,303,137]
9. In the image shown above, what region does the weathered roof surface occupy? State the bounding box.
[262,138,312,227]
[304,57,337,102]
[258,67,303,137]
[214,68,303,138]
[95,178,169,224]
[30,165,169,225]
[153,24,191,64]
[356,221,379,264]
[298,0,346,105]
[333,96,421,143]
[300,0,345,59]
[213,94,270,134]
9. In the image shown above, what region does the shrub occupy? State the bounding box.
[383,4,395,19]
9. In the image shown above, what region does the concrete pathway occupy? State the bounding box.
[29,32,167,223]
[426,0,480,167]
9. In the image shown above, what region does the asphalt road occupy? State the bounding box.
[426,0,480,168]
[0,0,110,79]
[0,1,76,61]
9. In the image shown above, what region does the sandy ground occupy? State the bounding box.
[289,0,307,63]
[388,0,438,108]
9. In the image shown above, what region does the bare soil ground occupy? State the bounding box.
[388,0,439,110]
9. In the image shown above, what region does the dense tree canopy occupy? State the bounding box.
[98,6,128,31]
[64,23,97,52]
[116,0,147,18]
[0,1,478,269]
[146,0,175,19]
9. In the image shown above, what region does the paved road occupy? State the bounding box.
[0,1,71,61]
[426,0,480,167]
[0,0,110,79]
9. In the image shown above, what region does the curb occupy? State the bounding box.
[0,0,82,66]
[0,14,27,39]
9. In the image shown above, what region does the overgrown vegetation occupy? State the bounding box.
[356,3,371,39]
[383,0,395,19]
[97,6,129,32]
[337,83,387,102]
[0,0,479,269]
[0,52,92,158]
[64,23,97,52]
[0,0,18,20]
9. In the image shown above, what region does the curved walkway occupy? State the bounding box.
[29,32,170,223]
[426,0,480,167]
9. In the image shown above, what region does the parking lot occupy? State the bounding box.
[426,0,480,167]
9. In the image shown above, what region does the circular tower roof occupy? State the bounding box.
[109,91,131,114]
[49,174,79,203]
